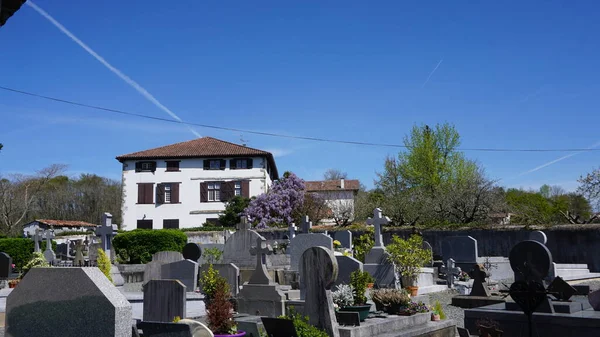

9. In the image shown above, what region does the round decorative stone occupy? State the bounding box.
[182,243,202,261]
[509,240,552,281]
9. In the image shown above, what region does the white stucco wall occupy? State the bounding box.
[312,190,356,222]
[121,157,274,229]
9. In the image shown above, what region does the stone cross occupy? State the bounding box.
[288,223,297,239]
[366,208,389,247]
[237,216,251,231]
[469,264,491,297]
[248,236,273,284]
[443,258,461,288]
[96,213,117,258]
[43,229,56,263]
[33,228,42,253]
[300,215,312,234]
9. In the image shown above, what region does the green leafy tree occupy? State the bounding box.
[218,196,250,227]
[97,248,113,283]
[352,228,374,263]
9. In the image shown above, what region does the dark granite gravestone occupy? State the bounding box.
[161,259,199,292]
[6,268,131,337]
[442,236,478,264]
[143,279,186,323]
[334,255,362,287]
[457,327,471,337]
[336,311,360,327]
[0,252,12,279]
[300,246,340,337]
[547,276,577,301]
[334,230,352,249]
[469,264,491,297]
[529,230,547,245]
[588,289,600,311]
[182,243,202,261]
[422,241,433,267]
[261,317,299,337]
[509,240,552,283]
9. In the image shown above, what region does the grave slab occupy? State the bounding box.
[162,259,199,292]
[335,256,363,287]
[288,233,333,271]
[442,236,478,264]
[143,279,186,322]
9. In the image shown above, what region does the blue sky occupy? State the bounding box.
[1,1,599,191]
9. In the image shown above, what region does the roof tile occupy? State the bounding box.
[305,179,360,192]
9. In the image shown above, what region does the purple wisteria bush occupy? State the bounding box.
[244,172,305,228]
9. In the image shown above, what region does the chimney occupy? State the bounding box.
[340,179,345,189]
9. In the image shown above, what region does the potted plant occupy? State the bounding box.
[371,288,411,314]
[8,279,19,288]
[344,270,374,321]
[396,301,429,316]
[332,284,354,311]
[386,234,431,296]
[430,300,446,321]
[206,274,246,337]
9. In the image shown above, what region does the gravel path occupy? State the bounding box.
[426,289,464,328]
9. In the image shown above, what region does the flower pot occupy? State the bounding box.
[431,313,440,321]
[214,331,246,337]
[340,305,371,321]
[405,286,419,297]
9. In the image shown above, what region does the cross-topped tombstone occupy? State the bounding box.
[443,258,461,288]
[300,246,340,337]
[248,236,273,285]
[288,223,297,239]
[43,229,56,263]
[96,213,118,260]
[366,208,389,247]
[300,215,312,234]
[33,228,42,253]
[237,216,251,230]
[469,264,491,297]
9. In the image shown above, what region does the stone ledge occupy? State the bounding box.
[451,295,505,309]
[338,313,429,337]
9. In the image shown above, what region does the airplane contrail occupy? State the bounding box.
[422,58,444,88]
[517,140,600,177]
[26,1,201,138]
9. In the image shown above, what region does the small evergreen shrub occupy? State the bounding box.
[20,252,49,279]
[203,247,223,265]
[350,270,374,305]
[278,308,329,337]
[112,229,187,264]
[207,277,236,334]
[97,248,113,283]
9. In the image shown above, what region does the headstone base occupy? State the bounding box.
[451,295,506,309]
[364,263,396,288]
[237,284,286,318]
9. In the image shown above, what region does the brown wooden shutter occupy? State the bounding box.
[150,162,157,172]
[203,160,210,170]
[220,181,232,201]
[137,184,145,203]
[246,158,253,169]
[220,159,226,170]
[242,180,250,198]
[230,159,237,170]
[145,184,154,204]
[156,184,165,204]
[135,162,142,172]
[171,183,180,203]
[200,182,208,202]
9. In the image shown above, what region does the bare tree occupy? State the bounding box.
[0,164,65,236]
[323,169,348,181]
[325,191,355,226]
[578,167,600,211]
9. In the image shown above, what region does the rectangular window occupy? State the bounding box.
[205,218,220,226]
[164,184,171,203]
[236,159,247,169]
[137,220,153,229]
[136,161,156,172]
[209,160,220,170]
[208,182,221,201]
[166,161,180,172]
[137,183,154,204]
[163,219,179,229]
[234,181,242,196]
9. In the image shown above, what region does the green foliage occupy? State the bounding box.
[387,235,432,281]
[97,248,113,283]
[172,316,181,323]
[20,252,49,279]
[0,238,55,272]
[349,270,374,305]
[278,308,329,337]
[352,228,374,263]
[218,196,251,227]
[506,188,594,225]
[207,275,236,334]
[112,229,187,264]
[432,300,446,320]
[203,247,223,265]
[200,264,230,300]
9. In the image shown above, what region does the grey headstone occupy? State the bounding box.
[143,251,185,283]
[33,229,42,253]
[444,258,460,288]
[97,213,118,260]
[183,243,202,261]
[111,265,125,287]
[442,236,478,263]
[334,255,362,287]
[589,289,600,311]
[422,241,433,267]
[248,236,273,285]
[0,253,12,279]
[222,227,262,268]
[152,251,184,263]
[88,243,101,264]
[529,231,547,245]
[509,240,552,283]
[161,259,199,292]
[143,279,186,322]
[200,263,240,296]
[300,246,339,337]
[43,229,56,263]
[366,208,389,247]
[334,231,352,249]
[43,250,56,264]
[288,233,333,271]
[363,246,396,287]
[237,283,286,318]
[6,267,132,337]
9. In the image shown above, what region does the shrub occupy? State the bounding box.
[97,248,113,283]
[218,196,251,227]
[371,288,410,310]
[206,272,235,334]
[352,229,374,263]
[203,247,223,264]
[112,229,187,264]
[20,252,49,279]
[386,234,431,284]
[0,238,56,272]
[278,308,329,337]
[55,231,94,237]
[200,264,228,300]
[332,284,354,308]
[350,270,374,305]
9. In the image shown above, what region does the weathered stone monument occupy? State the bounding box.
[363,208,395,287]
[222,217,263,268]
[469,264,491,297]
[162,259,199,292]
[6,268,132,337]
[288,216,333,271]
[237,236,286,317]
[143,279,186,322]
[442,258,460,288]
[143,251,184,283]
[0,252,11,279]
[33,228,42,253]
[43,229,56,264]
[96,212,118,261]
[300,246,339,337]
[334,255,362,287]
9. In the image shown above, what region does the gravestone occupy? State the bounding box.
[143,251,184,283]
[469,264,491,297]
[442,236,478,264]
[200,263,240,296]
[334,255,363,287]
[422,241,434,267]
[547,276,577,301]
[529,231,547,245]
[334,230,353,249]
[43,229,56,263]
[0,252,12,279]
[183,243,202,261]
[589,289,600,311]
[33,228,42,253]
[363,208,395,287]
[288,216,333,271]
[222,217,262,268]
[509,240,552,283]
[300,246,339,337]
[288,223,297,240]
[143,279,186,322]
[443,258,461,288]
[73,240,85,266]
[162,259,199,292]
[88,243,101,264]
[96,212,118,260]
[237,236,286,317]
[6,267,132,337]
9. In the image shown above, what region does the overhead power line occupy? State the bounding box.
[2,85,600,153]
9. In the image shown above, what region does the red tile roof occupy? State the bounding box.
[305,179,360,192]
[116,137,279,178]
[36,219,98,228]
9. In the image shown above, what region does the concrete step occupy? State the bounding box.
[416,285,448,295]
[555,264,589,269]
[559,273,600,281]
[374,319,456,337]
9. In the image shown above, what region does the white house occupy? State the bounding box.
[116,137,279,229]
[305,179,360,225]
[23,219,98,237]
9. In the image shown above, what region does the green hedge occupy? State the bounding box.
[0,238,56,272]
[113,229,188,264]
